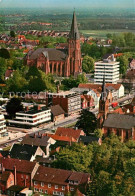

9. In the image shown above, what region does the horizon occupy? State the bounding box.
[0,0,135,9]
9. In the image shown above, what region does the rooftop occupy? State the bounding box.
[104,113,135,129]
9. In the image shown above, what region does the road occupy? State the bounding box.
[0,94,134,148]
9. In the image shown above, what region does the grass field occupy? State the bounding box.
[80,29,135,38]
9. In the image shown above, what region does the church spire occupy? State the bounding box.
[100,76,107,101]
[69,11,80,40]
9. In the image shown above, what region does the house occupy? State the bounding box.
[33,166,90,195]
[7,185,31,196]
[5,69,14,80]
[55,127,85,142]
[0,171,14,194]
[79,83,124,102]
[79,136,102,145]
[47,91,81,116]
[21,134,56,157]
[130,59,135,69]
[0,157,39,188]
[51,105,65,122]
[122,97,135,114]
[8,105,51,128]
[9,144,46,161]
[81,95,95,109]
[25,12,82,77]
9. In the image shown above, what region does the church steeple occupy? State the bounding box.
[98,77,109,128]
[100,76,107,101]
[68,11,82,76]
[69,11,80,40]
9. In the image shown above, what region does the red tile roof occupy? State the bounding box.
[110,108,124,114]
[55,127,85,141]
[33,166,90,186]
[47,134,76,142]
[79,83,122,91]
[33,166,72,185]
[0,157,37,174]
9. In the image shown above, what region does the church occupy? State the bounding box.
[98,78,135,141]
[25,12,82,77]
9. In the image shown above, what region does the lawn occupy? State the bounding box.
[80,29,135,38]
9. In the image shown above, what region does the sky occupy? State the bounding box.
[0,0,135,9]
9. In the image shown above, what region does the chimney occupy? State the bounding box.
[57,85,60,93]
[14,165,17,185]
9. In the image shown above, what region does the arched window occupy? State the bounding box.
[58,64,61,74]
[62,64,65,76]
[50,64,52,73]
[54,64,56,73]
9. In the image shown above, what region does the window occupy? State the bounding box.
[55,185,58,189]
[70,187,74,191]
[74,181,78,185]
[62,186,65,190]
[21,174,24,179]
[41,182,44,187]
[34,188,39,192]
[60,193,64,196]
[45,190,48,194]
[34,181,37,185]
[39,189,43,193]
[48,184,51,188]
[26,175,29,179]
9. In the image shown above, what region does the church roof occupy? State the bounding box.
[103,113,135,129]
[28,48,67,61]
[69,11,80,40]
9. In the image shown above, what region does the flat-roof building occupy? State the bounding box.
[94,54,120,84]
[8,105,51,128]
[0,114,7,138]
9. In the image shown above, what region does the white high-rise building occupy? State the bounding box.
[94,54,119,84]
[0,114,7,138]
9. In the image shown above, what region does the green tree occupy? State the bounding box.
[0,48,10,59]
[82,56,95,73]
[94,129,103,138]
[0,57,7,82]
[10,31,16,38]
[76,110,97,135]
[6,70,28,93]
[6,97,23,118]
[52,143,92,172]
[117,55,129,75]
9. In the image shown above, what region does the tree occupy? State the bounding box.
[0,57,7,82]
[94,129,103,138]
[6,97,23,118]
[26,66,56,93]
[82,56,95,73]
[52,143,92,172]
[0,48,10,59]
[6,70,28,93]
[117,55,129,75]
[10,31,15,38]
[76,110,97,135]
